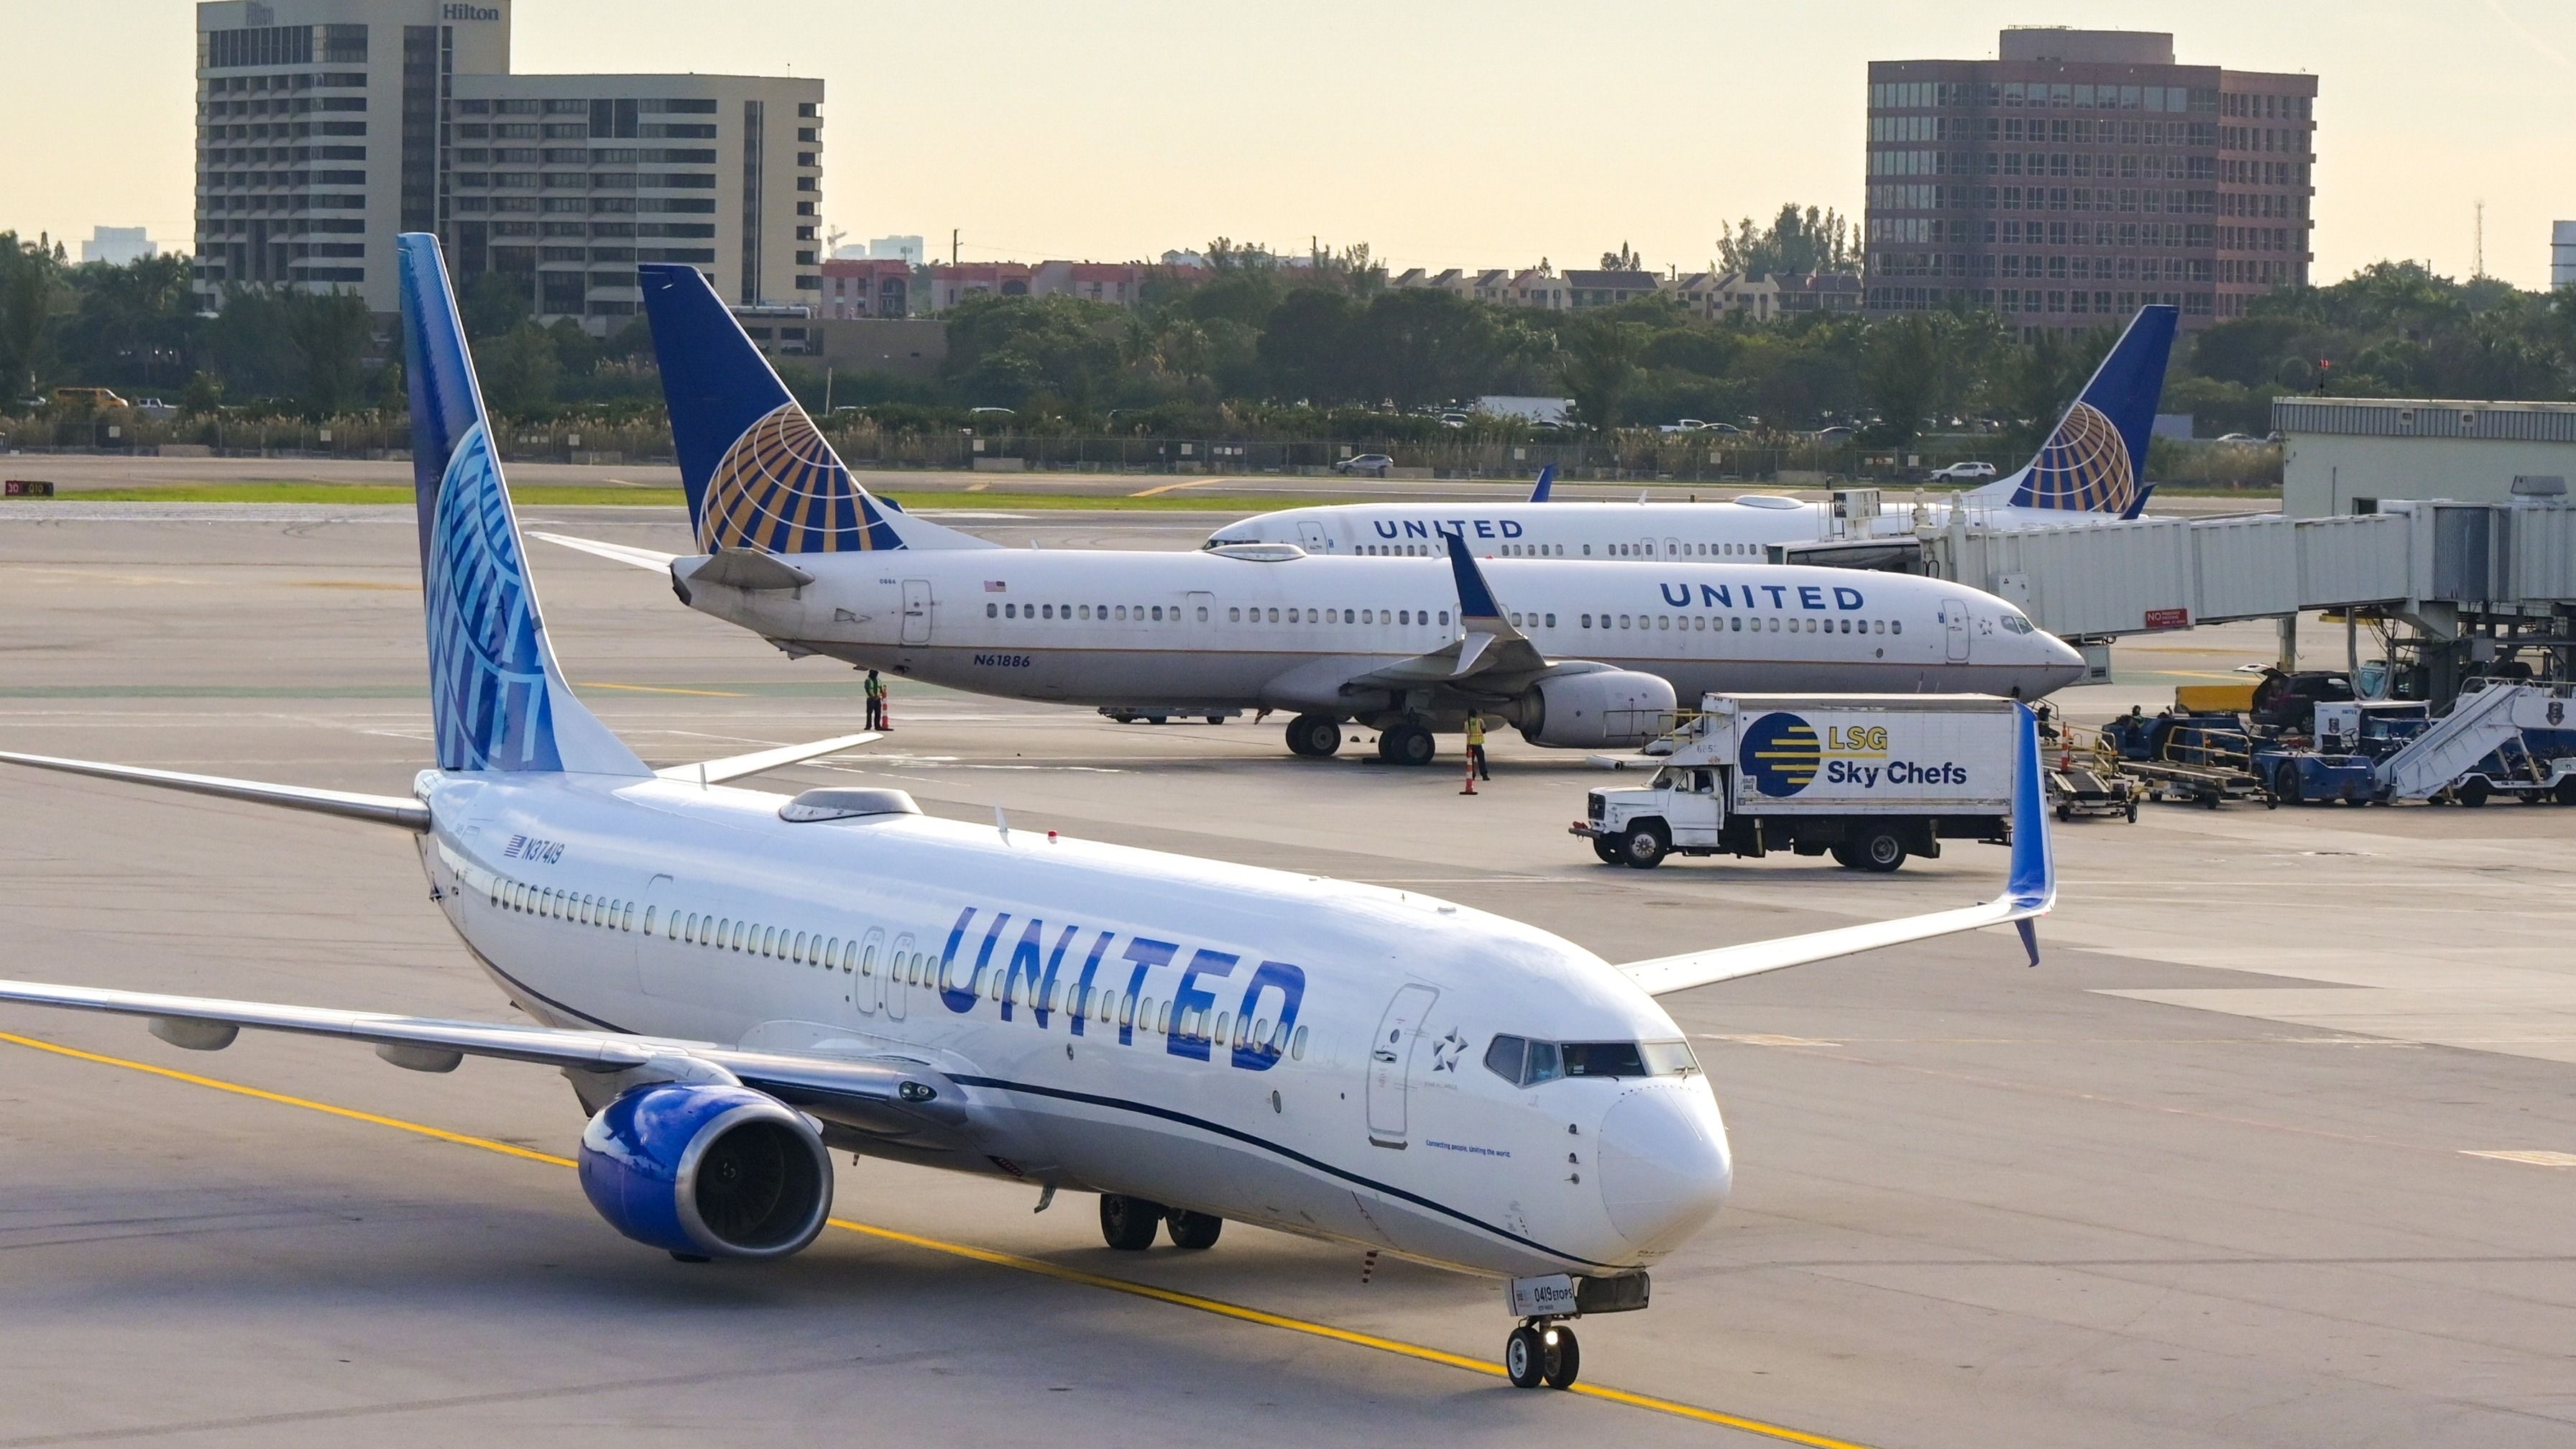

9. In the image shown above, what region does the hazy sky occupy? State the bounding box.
[5,1,2572,288]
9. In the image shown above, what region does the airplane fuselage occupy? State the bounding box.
[673,548,2085,715]
[415,769,1731,1279]
[1203,495,2097,562]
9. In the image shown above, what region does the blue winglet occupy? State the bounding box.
[1529,464,1556,503]
[2005,701,2057,962]
[1442,530,1505,624]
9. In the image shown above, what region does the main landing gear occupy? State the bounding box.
[1284,712,1344,758]
[1098,1193,1224,1251]
[1504,1319,1581,1389]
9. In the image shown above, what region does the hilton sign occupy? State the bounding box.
[443,3,501,19]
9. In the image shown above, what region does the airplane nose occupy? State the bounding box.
[1595,1084,1732,1256]
[2033,630,2087,691]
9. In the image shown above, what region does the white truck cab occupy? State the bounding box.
[1574,694,2020,871]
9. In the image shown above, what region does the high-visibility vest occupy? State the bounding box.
[1465,717,1486,746]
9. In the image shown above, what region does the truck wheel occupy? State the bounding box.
[1591,837,1622,865]
[2054,802,2072,823]
[1285,712,1342,758]
[2125,800,2138,823]
[2273,763,2304,806]
[1619,823,1669,869]
[2458,778,2491,809]
[2557,778,2576,806]
[1849,828,1907,873]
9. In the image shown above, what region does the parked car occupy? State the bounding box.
[1929,461,1997,481]
[1811,426,1856,443]
[132,397,178,421]
[1333,454,1395,477]
[2214,432,2263,445]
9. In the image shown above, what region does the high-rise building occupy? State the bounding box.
[193,0,822,328]
[1864,27,2315,334]
[80,228,160,267]
[2554,221,2575,290]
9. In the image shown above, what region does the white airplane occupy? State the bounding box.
[536,266,2085,768]
[1202,305,2179,566]
[0,233,2058,1392]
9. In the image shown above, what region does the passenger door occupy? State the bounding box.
[1366,983,1440,1149]
[1296,520,1328,553]
[1939,598,1972,663]
[1638,536,1656,562]
[852,926,885,1018]
[883,931,914,1021]
[901,580,933,645]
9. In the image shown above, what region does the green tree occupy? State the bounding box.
[1860,313,1948,448]
[479,321,563,416]
[460,270,533,340]
[1599,242,1643,271]
[1558,316,1643,431]
[1716,205,1858,279]
[276,289,376,418]
[1256,288,1359,403]
[0,233,63,397]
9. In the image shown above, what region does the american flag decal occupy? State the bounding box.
[985,580,1008,592]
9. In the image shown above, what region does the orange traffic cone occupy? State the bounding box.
[1459,755,1478,796]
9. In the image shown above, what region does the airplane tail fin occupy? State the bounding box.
[399,234,645,778]
[1529,464,1556,502]
[639,263,990,555]
[1970,303,2176,521]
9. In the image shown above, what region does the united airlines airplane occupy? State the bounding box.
[0,234,2057,1392]
[1202,305,2178,566]
[538,265,2085,767]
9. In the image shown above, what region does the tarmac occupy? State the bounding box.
[2,501,2572,1448]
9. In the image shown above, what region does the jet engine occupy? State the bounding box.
[1515,669,1678,749]
[577,1082,834,1260]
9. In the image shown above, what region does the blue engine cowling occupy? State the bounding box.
[578,1082,834,1259]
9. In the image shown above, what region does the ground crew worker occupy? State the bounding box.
[1463,713,1490,781]
[863,669,888,731]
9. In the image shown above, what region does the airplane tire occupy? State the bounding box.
[1286,712,1342,758]
[1165,1210,1223,1250]
[1543,1326,1581,1389]
[1099,1193,1164,1251]
[1505,1325,1547,1389]
[1379,723,1436,767]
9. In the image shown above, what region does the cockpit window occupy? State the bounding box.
[2000,612,2036,634]
[1485,1036,1690,1085]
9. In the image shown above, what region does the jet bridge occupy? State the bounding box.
[1917,497,2576,709]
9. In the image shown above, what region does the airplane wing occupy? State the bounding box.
[530,531,675,571]
[0,976,961,1122]
[1616,702,2056,996]
[656,732,881,786]
[0,751,429,831]
[1343,533,1554,691]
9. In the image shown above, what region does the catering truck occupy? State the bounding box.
[1573,694,2020,870]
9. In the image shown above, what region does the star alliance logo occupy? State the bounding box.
[1430,1029,1468,1073]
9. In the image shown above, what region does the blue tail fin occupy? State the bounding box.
[1528,464,1555,503]
[1977,304,2177,520]
[639,262,910,556]
[399,235,644,777]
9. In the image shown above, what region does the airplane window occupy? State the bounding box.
[621,902,634,932]
[643,906,657,934]
[764,926,779,956]
[1264,608,1277,623]
[1439,612,1450,625]
[1197,607,1210,622]
[1731,617,1743,631]
[1120,994,1135,1026]
[792,931,807,962]
[1004,603,1016,619]
[1291,1026,1308,1060]
[734,921,749,951]
[1341,609,1353,623]
[1892,620,1902,634]
[1254,1016,1272,1049]
[1526,1040,1562,1083]
[1214,1011,1230,1045]
[1545,613,1556,627]
[1660,616,1670,630]
[1229,607,1240,622]
[986,603,997,618]
[1156,1001,1172,1035]
[1769,618,1780,632]
[1113,606,1126,620]
[1040,604,1052,620]
[1580,614,1591,627]
[860,946,874,976]
[1620,615,1632,629]
[1583,546,1592,556]
[1484,1033,1528,1082]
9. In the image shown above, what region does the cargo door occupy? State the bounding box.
[1940,598,1972,663]
[1366,983,1440,1148]
[901,580,933,645]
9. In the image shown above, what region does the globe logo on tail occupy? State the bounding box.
[2016,400,2138,515]
[1739,712,1822,798]
[699,403,903,554]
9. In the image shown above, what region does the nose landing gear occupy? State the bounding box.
[1504,1319,1581,1389]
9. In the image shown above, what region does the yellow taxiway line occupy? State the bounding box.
[575,681,748,698]
[0,1028,1872,1448]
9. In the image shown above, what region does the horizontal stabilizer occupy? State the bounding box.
[1616,702,2055,995]
[530,532,678,573]
[658,732,881,786]
[0,751,429,832]
[686,549,814,592]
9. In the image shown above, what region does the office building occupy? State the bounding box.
[193,0,822,327]
[1864,27,2315,334]
[80,228,161,266]
[2554,221,2575,290]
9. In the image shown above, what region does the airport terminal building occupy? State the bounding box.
[1864,27,2316,335]
[192,0,823,327]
